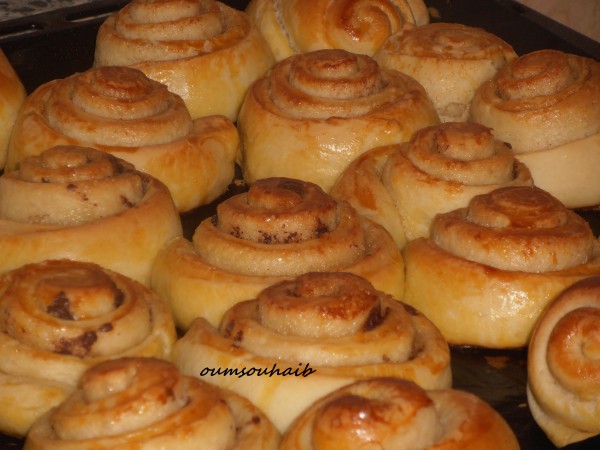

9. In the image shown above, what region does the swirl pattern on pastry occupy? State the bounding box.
[24,357,280,449]
[0,49,26,169]
[527,276,600,447]
[173,272,451,432]
[331,122,533,246]
[237,48,439,191]
[151,177,405,329]
[471,49,600,208]
[95,0,275,121]
[280,377,520,450]
[0,260,176,437]
[375,22,517,122]
[0,145,182,285]
[6,65,238,212]
[245,0,429,61]
[403,185,600,348]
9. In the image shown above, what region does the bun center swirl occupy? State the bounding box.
[257,272,383,338]
[431,186,598,272]
[45,66,193,147]
[310,379,439,450]
[121,0,222,41]
[193,178,367,276]
[261,49,411,120]
[546,307,600,398]
[219,272,417,366]
[0,260,155,357]
[495,50,590,109]
[0,146,146,225]
[49,358,237,443]
[406,122,516,185]
[101,0,251,64]
[217,178,338,244]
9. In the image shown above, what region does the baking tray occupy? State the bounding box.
[1,0,599,448]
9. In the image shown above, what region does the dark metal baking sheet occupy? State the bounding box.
[0,1,599,448]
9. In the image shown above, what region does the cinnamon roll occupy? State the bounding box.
[471,49,600,208]
[94,0,275,121]
[173,272,451,432]
[237,48,439,191]
[24,357,280,449]
[0,145,181,285]
[403,185,600,348]
[151,177,405,329]
[6,66,238,212]
[375,22,517,122]
[0,260,176,437]
[280,377,520,450]
[245,0,429,61]
[331,122,533,247]
[0,49,26,169]
[527,276,600,447]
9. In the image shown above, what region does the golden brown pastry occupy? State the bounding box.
[237,48,439,192]
[245,0,429,61]
[471,49,600,208]
[527,276,600,447]
[331,122,534,247]
[403,185,600,348]
[24,357,280,449]
[0,145,182,286]
[280,377,520,450]
[0,49,26,169]
[6,66,238,212]
[94,0,275,121]
[375,22,517,122]
[151,177,405,330]
[0,260,176,437]
[173,272,452,432]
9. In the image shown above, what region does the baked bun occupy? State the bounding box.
[6,66,238,212]
[94,0,275,122]
[173,272,451,432]
[0,49,26,169]
[0,145,181,285]
[0,260,176,437]
[403,185,600,348]
[331,122,533,247]
[151,177,405,329]
[375,22,517,122]
[527,276,600,447]
[246,0,429,61]
[237,48,439,191]
[280,377,520,450]
[24,357,280,449]
[471,49,600,208]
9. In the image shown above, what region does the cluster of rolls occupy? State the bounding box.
[0,0,599,448]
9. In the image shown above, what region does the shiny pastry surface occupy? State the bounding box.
[245,0,429,61]
[471,49,600,208]
[403,185,600,348]
[0,145,182,285]
[151,177,405,329]
[237,48,439,191]
[375,22,517,122]
[331,122,533,247]
[95,0,275,121]
[280,377,520,450]
[24,357,280,449]
[0,260,176,437]
[527,276,600,447]
[173,271,451,432]
[6,65,239,212]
